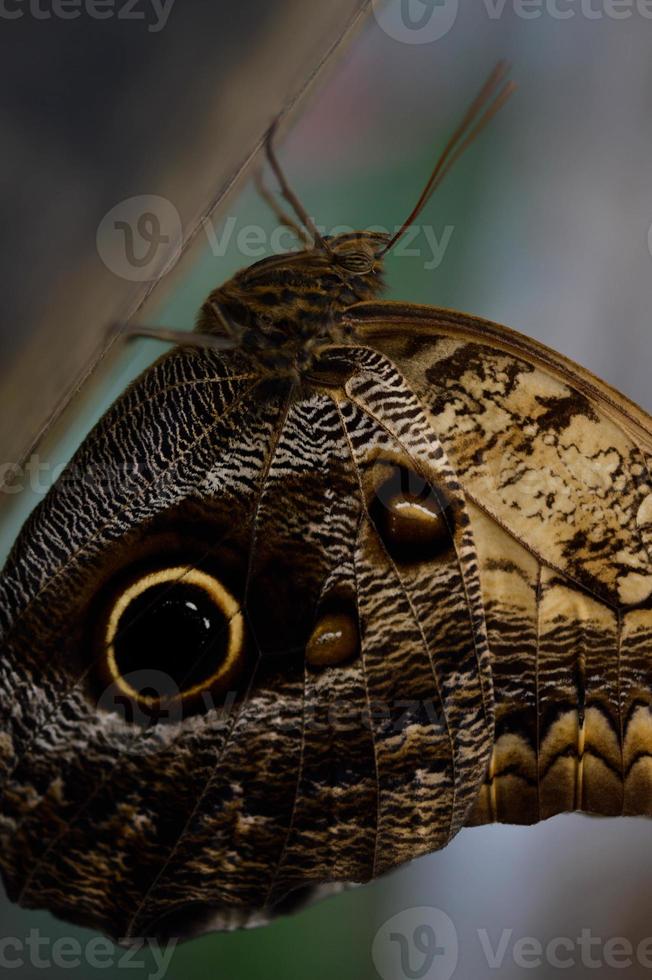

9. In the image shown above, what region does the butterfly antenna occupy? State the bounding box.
[379,62,516,257]
[264,122,334,255]
[254,169,313,247]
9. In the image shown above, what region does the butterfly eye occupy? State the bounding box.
[99,566,245,711]
[369,464,455,563]
[337,249,375,274]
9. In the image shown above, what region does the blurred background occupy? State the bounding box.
[2,1,652,978]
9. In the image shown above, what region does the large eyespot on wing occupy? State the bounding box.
[93,563,247,722]
[0,346,272,756]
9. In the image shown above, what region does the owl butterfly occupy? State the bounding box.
[1,62,651,946]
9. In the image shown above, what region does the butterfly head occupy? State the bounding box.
[197,230,392,381]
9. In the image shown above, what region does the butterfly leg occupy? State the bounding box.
[108,322,239,351]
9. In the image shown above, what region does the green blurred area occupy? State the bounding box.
[0,882,383,979]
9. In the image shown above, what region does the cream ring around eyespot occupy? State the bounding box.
[103,566,244,704]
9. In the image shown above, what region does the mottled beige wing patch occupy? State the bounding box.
[349,304,652,609]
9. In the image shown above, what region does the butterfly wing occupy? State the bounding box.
[0,339,493,941]
[347,300,652,825]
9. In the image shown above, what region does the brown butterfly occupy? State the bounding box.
[0,62,651,945]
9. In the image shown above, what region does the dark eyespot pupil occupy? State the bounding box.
[113,583,229,694]
[369,465,454,563]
